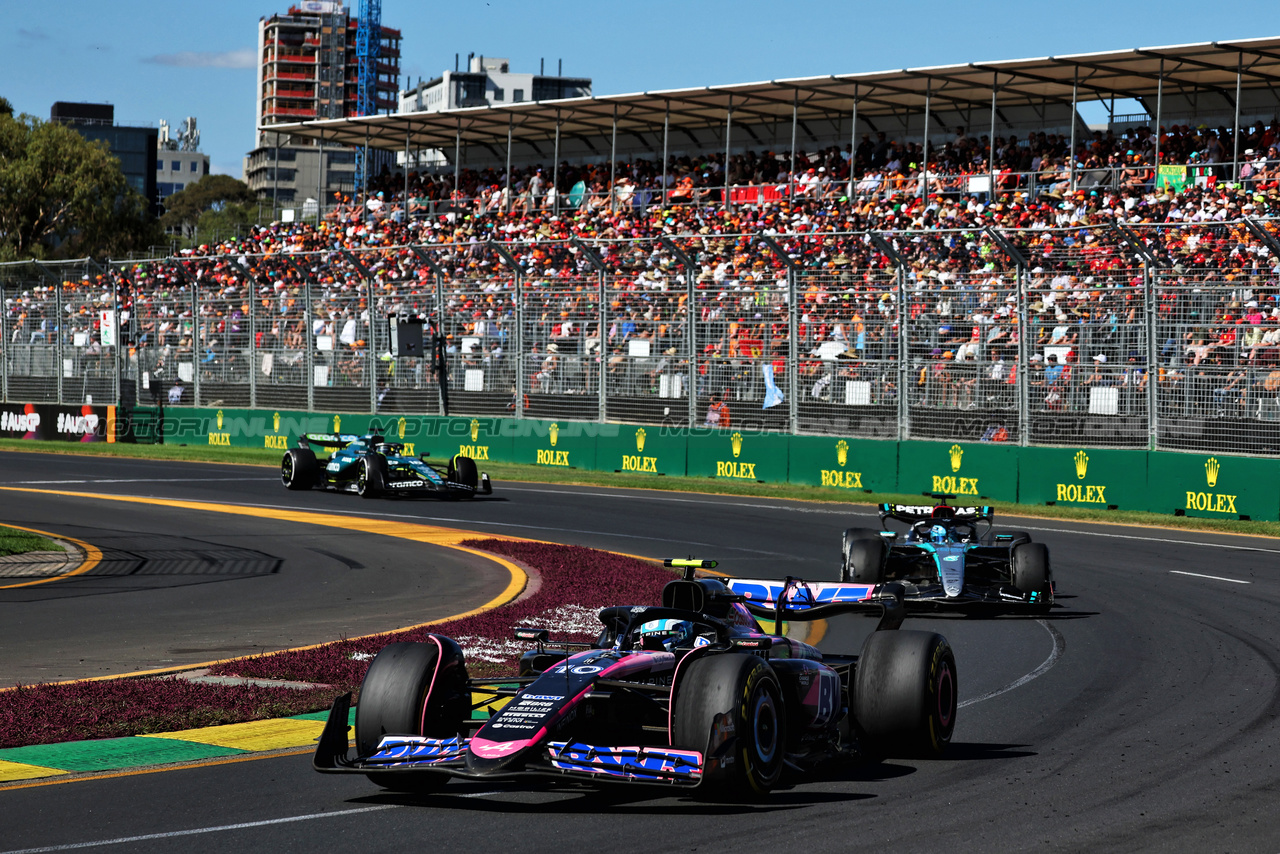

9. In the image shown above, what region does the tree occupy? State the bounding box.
[0,109,160,261]
[161,174,257,239]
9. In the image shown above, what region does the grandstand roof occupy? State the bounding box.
[269,37,1280,151]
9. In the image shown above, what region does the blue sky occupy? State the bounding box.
[3,1,1275,177]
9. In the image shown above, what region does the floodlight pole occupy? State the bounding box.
[609,104,618,212]
[848,86,859,200]
[661,101,669,207]
[1068,68,1078,192]
[723,94,733,208]
[789,90,798,200]
[921,80,931,199]
[504,113,513,214]
[552,107,561,214]
[1233,53,1242,180]
[1154,59,1164,181]
[454,117,462,209]
[990,74,999,202]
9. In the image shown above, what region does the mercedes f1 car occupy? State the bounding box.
[313,559,958,798]
[280,433,492,499]
[840,495,1053,613]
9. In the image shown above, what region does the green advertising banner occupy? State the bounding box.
[418,416,513,464]
[506,419,602,471]
[596,424,688,477]
[1145,451,1280,522]
[686,430,789,483]
[896,440,1018,502]
[159,406,1280,521]
[788,436,897,494]
[1018,447,1147,509]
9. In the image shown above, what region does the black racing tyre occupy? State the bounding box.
[447,454,479,491]
[356,638,469,792]
[355,454,388,498]
[844,527,885,588]
[281,448,319,490]
[1012,542,1053,611]
[843,536,887,584]
[672,653,785,799]
[991,529,1033,547]
[853,630,957,759]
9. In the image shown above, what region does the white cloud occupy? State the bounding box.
[144,49,255,69]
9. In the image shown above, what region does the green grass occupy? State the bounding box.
[2,437,1277,538]
[0,524,61,557]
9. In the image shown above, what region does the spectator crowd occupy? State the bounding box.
[4,119,1280,447]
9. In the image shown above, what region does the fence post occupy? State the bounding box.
[0,279,6,404]
[1016,261,1030,446]
[192,269,202,408]
[570,237,609,422]
[788,267,798,434]
[755,235,798,433]
[1145,259,1157,450]
[488,240,524,419]
[304,274,314,413]
[55,270,63,405]
[896,257,908,441]
[408,246,448,414]
[248,272,258,410]
[659,237,695,426]
[598,270,607,421]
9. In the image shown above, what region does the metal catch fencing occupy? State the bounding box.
[2,221,1279,456]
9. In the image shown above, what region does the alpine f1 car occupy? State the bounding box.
[280,433,492,499]
[314,559,958,798]
[840,494,1053,614]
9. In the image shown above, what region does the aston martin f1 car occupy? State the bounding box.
[313,559,958,798]
[840,495,1053,613]
[280,433,492,499]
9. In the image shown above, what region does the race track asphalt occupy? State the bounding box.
[2,450,1279,853]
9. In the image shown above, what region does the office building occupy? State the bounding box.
[51,102,159,214]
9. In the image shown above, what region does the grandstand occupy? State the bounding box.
[2,39,1280,457]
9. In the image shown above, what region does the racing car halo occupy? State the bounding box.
[314,559,958,798]
[840,494,1054,613]
[281,433,492,499]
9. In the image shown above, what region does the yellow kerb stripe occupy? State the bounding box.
[0,760,68,783]
[141,718,326,752]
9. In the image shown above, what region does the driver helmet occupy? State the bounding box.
[638,618,694,651]
[929,524,950,544]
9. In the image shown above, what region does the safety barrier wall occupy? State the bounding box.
[84,404,1276,522]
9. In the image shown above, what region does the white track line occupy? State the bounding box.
[959,619,1065,709]
[0,805,398,854]
[1169,570,1251,584]
[10,478,269,485]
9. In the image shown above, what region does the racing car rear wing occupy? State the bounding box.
[300,433,363,448]
[878,503,994,523]
[726,577,905,633]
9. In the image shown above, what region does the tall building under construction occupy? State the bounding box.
[244,1,401,211]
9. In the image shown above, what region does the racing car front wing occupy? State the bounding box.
[313,693,703,787]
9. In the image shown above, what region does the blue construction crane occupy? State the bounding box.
[354,0,381,196]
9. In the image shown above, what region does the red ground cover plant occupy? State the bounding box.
[211,540,676,687]
[0,680,335,750]
[0,541,674,749]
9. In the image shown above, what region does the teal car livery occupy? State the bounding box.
[840,495,1053,614]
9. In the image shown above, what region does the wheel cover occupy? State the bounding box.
[936,660,956,730]
[751,688,779,764]
[281,455,293,484]
[357,461,368,494]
